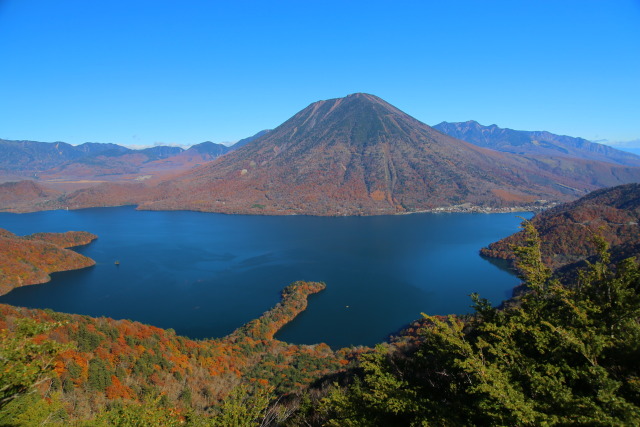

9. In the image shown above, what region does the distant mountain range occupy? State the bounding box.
[433,120,640,167]
[0,131,269,182]
[1,94,639,215]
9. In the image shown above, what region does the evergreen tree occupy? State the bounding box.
[320,222,640,425]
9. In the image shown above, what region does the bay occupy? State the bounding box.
[0,206,532,348]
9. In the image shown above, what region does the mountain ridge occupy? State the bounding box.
[433,120,640,167]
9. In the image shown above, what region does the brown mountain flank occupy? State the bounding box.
[481,183,640,272]
[3,94,640,215]
[0,180,60,212]
[138,93,640,215]
[0,229,97,296]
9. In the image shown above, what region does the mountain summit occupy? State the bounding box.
[131,93,640,215]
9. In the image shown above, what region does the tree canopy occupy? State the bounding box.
[320,222,640,425]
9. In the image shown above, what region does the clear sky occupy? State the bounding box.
[1,0,639,148]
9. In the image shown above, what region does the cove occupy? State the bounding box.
[0,206,532,348]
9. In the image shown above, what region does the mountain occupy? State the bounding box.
[168,141,232,165]
[0,139,229,186]
[3,94,640,214]
[138,145,185,160]
[230,129,271,149]
[74,142,131,156]
[480,183,640,272]
[0,132,266,181]
[0,139,83,173]
[135,93,640,215]
[187,141,231,157]
[433,120,640,167]
[0,180,59,212]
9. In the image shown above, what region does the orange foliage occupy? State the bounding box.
[105,375,134,400]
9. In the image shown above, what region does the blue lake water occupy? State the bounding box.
[0,207,531,348]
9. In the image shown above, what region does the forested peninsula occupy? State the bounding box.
[0,229,97,296]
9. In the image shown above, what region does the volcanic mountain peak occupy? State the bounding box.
[245,92,438,156]
[132,93,640,216]
[9,93,640,216]
[296,92,411,124]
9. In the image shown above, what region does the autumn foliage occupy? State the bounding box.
[0,229,97,296]
[481,183,640,272]
[0,281,354,421]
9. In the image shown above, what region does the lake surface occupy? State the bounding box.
[0,207,531,348]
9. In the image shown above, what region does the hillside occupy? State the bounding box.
[0,180,60,212]
[434,120,640,167]
[480,183,640,271]
[0,229,97,296]
[137,93,640,215]
[0,281,356,424]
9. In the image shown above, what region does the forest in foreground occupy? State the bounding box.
[1,224,639,425]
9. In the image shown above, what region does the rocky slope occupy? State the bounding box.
[0,229,97,295]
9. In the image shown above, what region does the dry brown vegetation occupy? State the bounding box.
[481,183,640,271]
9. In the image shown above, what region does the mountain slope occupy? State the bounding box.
[230,129,271,149]
[139,93,640,215]
[481,183,640,271]
[0,280,352,421]
[0,180,60,212]
[434,120,640,167]
[0,139,83,172]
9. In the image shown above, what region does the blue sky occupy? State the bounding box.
[1,0,639,148]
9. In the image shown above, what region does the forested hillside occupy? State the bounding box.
[0,229,97,296]
[481,183,640,272]
[0,281,358,425]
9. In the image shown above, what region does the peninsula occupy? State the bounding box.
[0,229,97,296]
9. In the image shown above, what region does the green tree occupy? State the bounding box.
[321,222,640,425]
[88,357,112,391]
[210,385,273,427]
[0,318,66,411]
[97,396,185,426]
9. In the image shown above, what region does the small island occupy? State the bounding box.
[0,229,97,296]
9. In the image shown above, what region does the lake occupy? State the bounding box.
[0,207,531,348]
